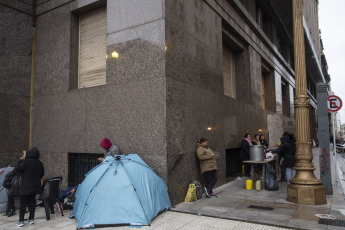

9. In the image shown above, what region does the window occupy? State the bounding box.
[261,62,275,112]
[78,7,107,88]
[281,80,290,117]
[223,46,236,99]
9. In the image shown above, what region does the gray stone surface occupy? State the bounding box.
[0,4,31,157]
[0,0,32,15]
[107,0,164,34]
[317,83,333,195]
[107,19,165,47]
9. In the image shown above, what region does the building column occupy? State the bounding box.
[286,0,326,204]
[316,83,333,195]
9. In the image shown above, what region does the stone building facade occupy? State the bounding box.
[0,0,330,204]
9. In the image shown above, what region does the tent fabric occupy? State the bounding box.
[0,166,14,213]
[71,154,171,229]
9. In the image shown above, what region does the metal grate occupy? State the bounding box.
[248,205,274,211]
[68,153,103,187]
[319,218,345,227]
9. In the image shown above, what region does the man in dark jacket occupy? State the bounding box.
[15,147,44,227]
[278,132,289,181]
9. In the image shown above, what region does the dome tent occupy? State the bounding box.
[71,154,171,228]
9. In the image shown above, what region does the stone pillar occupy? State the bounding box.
[287,0,326,205]
[316,83,333,195]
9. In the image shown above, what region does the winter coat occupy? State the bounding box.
[280,139,296,168]
[16,147,44,196]
[196,144,218,174]
[2,169,15,189]
[260,139,268,147]
[239,140,250,162]
[105,145,120,157]
[2,169,21,195]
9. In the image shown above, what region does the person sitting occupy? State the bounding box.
[58,186,77,203]
[58,186,78,210]
[98,138,120,163]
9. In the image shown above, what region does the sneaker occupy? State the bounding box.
[210,192,217,198]
[16,221,24,227]
[27,219,35,225]
[204,187,210,198]
[6,211,15,217]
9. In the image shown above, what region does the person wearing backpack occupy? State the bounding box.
[2,152,25,217]
[15,147,44,227]
[196,137,218,198]
[2,168,17,217]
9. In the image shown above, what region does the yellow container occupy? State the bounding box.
[246,179,253,190]
[255,180,261,191]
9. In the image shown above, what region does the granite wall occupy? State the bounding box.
[31,0,167,186]
[1,0,300,205]
[165,0,296,204]
[0,2,32,166]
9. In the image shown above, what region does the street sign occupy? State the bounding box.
[327,95,342,112]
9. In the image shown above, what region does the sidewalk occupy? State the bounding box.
[1,147,344,230]
[0,207,288,230]
[172,147,345,230]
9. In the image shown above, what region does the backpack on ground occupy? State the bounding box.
[193,180,203,199]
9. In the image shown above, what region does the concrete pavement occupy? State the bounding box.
[172,147,345,230]
[1,147,344,229]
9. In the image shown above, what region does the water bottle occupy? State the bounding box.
[246,179,253,190]
[255,180,261,191]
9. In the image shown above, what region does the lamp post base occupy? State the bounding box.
[287,184,326,205]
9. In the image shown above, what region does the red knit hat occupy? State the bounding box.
[100,138,112,150]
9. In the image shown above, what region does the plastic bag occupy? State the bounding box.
[184,183,197,202]
[265,163,279,191]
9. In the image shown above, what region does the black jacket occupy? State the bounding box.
[280,140,296,168]
[239,140,250,161]
[2,168,21,195]
[16,147,44,196]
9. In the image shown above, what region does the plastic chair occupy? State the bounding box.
[41,177,63,220]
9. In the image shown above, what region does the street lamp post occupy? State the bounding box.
[287,0,326,204]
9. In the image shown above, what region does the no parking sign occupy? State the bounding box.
[327,95,342,112]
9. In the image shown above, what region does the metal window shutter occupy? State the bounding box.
[78,8,106,88]
[223,46,236,99]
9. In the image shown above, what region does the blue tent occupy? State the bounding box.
[71,154,171,228]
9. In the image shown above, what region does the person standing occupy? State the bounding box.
[239,133,252,177]
[281,134,296,183]
[252,134,261,146]
[278,132,289,181]
[15,147,44,227]
[196,138,218,198]
[259,135,268,149]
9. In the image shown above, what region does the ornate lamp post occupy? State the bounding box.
[287,0,326,205]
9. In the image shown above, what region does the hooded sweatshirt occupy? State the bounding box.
[16,147,44,196]
[100,138,120,157]
[196,143,218,174]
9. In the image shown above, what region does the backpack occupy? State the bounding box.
[193,180,203,199]
[2,169,15,189]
